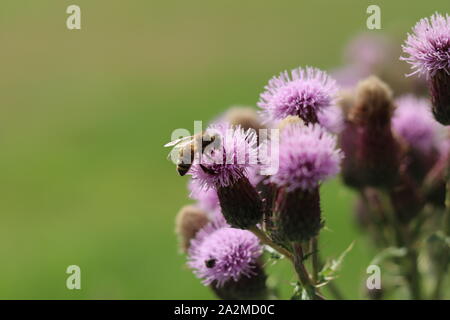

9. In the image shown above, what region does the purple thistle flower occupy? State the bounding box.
[345,33,391,71]
[332,65,368,89]
[188,179,220,213]
[190,124,263,229]
[402,13,450,125]
[401,13,450,77]
[188,212,228,245]
[392,95,442,153]
[188,223,262,287]
[270,123,343,192]
[258,67,338,124]
[333,33,393,89]
[189,124,258,189]
[317,105,344,134]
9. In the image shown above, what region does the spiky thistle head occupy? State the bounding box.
[317,105,344,134]
[258,67,338,124]
[188,221,262,287]
[402,13,450,125]
[270,123,343,192]
[392,95,442,153]
[349,76,395,127]
[189,124,258,189]
[401,13,450,78]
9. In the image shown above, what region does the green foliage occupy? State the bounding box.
[290,281,316,300]
[369,247,407,266]
[317,242,354,287]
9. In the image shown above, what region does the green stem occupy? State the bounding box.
[405,248,421,300]
[315,254,346,300]
[432,163,450,299]
[311,237,319,284]
[292,242,324,300]
[249,225,294,262]
[361,189,390,247]
[380,191,422,300]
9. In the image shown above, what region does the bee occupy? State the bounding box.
[165,131,220,176]
[205,258,216,269]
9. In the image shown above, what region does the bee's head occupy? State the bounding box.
[202,132,213,142]
[203,130,222,149]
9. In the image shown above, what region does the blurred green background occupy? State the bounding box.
[0,1,448,299]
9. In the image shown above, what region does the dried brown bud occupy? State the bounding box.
[277,115,304,131]
[175,205,209,253]
[337,89,356,118]
[349,76,394,127]
[225,107,265,132]
[345,76,401,188]
[338,89,366,188]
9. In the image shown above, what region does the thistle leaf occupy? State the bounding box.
[369,247,407,265]
[264,245,283,266]
[318,241,354,285]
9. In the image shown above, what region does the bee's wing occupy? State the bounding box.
[166,144,182,160]
[164,136,192,147]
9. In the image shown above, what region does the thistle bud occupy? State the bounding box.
[175,205,209,253]
[348,76,401,188]
[337,90,356,116]
[277,188,323,242]
[349,76,394,126]
[256,179,277,229]
[429,70,450,125]
[338,90,366,188]
[217,176,264,229]
[269,124,342,242]
[211,263,268,300]
[340,122,365,188]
